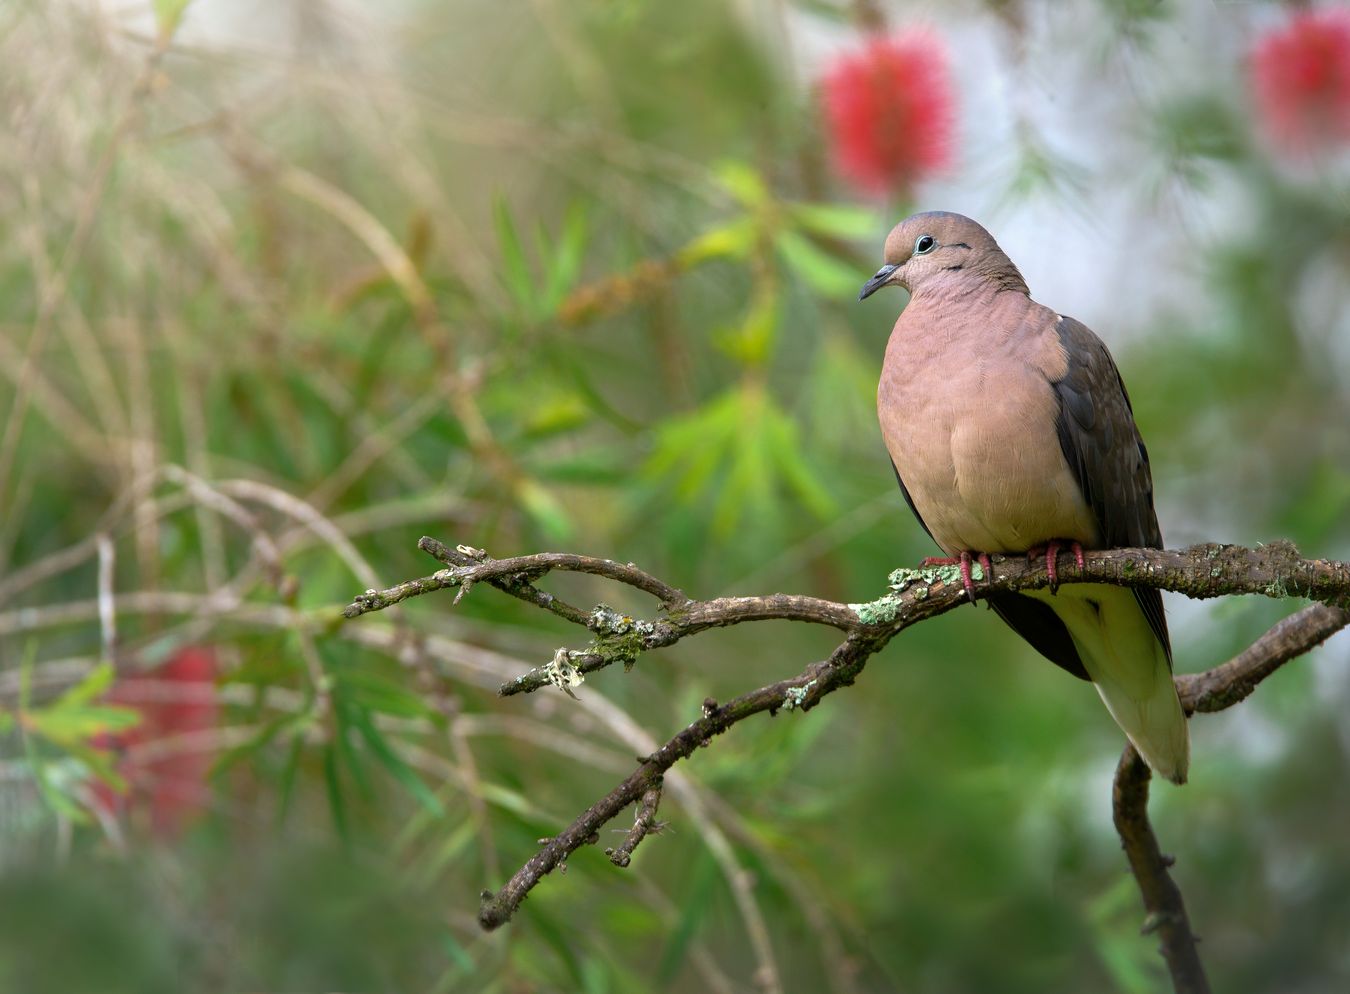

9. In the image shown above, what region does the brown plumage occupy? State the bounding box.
[860,211,1188,784]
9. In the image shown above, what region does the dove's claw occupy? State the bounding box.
[1027,539,1086,593]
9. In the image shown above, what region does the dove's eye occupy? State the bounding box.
[914,235,936,255]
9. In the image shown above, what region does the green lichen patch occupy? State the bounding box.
[587,603,657,670]
[849,593,905,625]
[782,679,817,711]
[589,603,654,637]
[851,560,983,624]
[1264,575,1290,598]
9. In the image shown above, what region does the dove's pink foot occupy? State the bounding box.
[1026,539,1086,593]
[919,550,994,604]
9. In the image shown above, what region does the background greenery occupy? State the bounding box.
[2,1,1348,991]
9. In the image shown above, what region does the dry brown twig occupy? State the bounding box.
[342,536,1350,991]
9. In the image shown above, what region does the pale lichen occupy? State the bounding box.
[589,603,655,638]
[782,679,818,711]
[849,561,983,623]
[544,648,584,699]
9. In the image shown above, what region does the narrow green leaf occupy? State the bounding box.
[153,0,192,37]
[657,849,719,983]
[440,926,477,974]
[675,218,755,267]
[790,201,878,239]
[323,743,349,840]
[764,409,839,519]
[713,160,768,207]
[517,478,574,542]
[493,197,535,308]
[417,819,477,890]
[337,669,441,722]
[48,661,116,712]
[213,710,303,777]
[349,707,444,816]
[776,229,864,298]
[276,732,304,825]
[64,741,128,794]
[542,203,589,311]
[23,735,88,824]
[334,702,375,802]
[27,706,140,747]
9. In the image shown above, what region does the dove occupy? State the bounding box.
[860,211,1188,783]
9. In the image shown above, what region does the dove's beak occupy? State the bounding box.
[858,263,899,301]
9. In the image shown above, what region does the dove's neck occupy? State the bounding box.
[892,279,1040,360]
[910,258,1029,303]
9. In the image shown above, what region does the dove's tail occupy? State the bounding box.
[1030,584,1189,783]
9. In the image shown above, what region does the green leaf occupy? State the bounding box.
[657,849,719,983]
[675,218,755,267]
[337,669,442,722]
[764,405,838,519]
[713,283,778,367]
[776,229,864,298]
[530,449,629,485]
[23,735,88,824]
[152,0,192,37]
[417,819,477,890]
[790,201,878,239]
[213,709,305,777]
[48,661,117,712]
[713,160,767,207]
[26,706,140,747]
[64,740,127,793]
[323,743,348,840]
[493,197,535,308]
[276,733,305,824]
[348,707,444,816]
[541,203,589,311]
[334,702,375,802]
[517,478,574,542]
[521,394,591,440]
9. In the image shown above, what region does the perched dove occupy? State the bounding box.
[859,211,1188,784]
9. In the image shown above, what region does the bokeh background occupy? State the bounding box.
[2,1,1349,991]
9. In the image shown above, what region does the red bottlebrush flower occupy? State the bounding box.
[821,31,955,195]
[1251,8,1350,155]
[94,647,219,839]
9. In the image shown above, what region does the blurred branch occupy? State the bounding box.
[340,535,1350,955]
[0,24,179,547]
[1177,602,1350,713]
[1112,748,1210,994]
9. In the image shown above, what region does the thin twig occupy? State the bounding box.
[605,779,664,868]
[476,633,881,930]
[95,534,116,662]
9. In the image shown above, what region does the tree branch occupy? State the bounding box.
[340,536,1350,989]
[1112,747,1210,994]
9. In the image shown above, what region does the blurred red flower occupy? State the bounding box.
[94,646,219,839]
[821,32,955,195]
[1251,8,1350,155]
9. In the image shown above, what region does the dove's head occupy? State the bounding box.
[858,211,1027,301]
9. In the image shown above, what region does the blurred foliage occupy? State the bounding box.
[1,0,1349,992]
